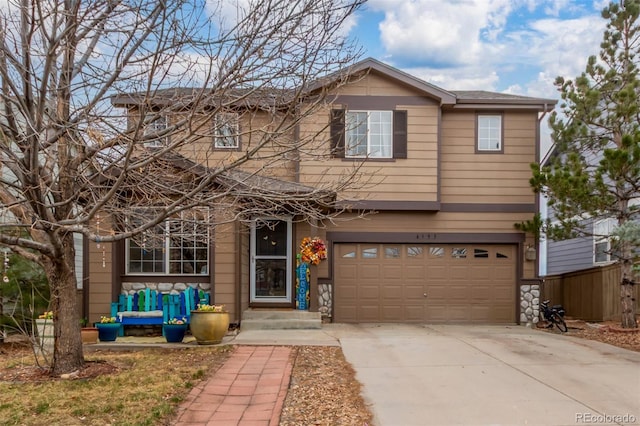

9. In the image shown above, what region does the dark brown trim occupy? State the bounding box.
[335,200,534,213]
[248,302,295,309]
[440,203,536,213]
[437,108,442,204]
[336,200,441,211]
[516,241,523,324]
[534,113,541,279]
[112,240,122,302]
[120,275,211,283]
[334,95,438,109]
[209,228,216,303]
[475,112,504,154]
[326,232,526,244]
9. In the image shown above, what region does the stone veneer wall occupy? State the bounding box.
[121,282,211,295]
[520,284,540,326]
[318,283,332,319]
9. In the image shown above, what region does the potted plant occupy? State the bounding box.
[163,317,188,343]
[189,304,229,345]
[95,316,121,342]
[80,318,99,344]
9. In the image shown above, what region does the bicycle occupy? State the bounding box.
[540,300,568,332]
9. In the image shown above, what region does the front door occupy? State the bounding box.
[250,218,292,304]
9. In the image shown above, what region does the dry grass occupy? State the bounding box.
[0,343,232,426]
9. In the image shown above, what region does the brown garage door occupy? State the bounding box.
[334,244,516,323]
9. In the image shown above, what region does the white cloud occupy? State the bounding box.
[358,0,606,96]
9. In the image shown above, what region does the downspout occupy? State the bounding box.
[534,104,549,280]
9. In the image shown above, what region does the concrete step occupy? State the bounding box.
[241,309,322,330]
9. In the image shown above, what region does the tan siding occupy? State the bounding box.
[328,212,532,240]
[88,240,113,323]
[440,110,537,204]
[213,223,237,320]
[299,102,439,202]
[338,73,423,97]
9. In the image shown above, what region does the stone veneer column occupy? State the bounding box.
[520,284,540,326]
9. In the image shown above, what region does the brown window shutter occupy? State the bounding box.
[393,110,407,159]
[330,109,345,158]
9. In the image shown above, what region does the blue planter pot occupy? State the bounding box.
[96,323,121,342]
[163,324,187,343]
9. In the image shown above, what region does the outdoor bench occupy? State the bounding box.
[110,287,210,336]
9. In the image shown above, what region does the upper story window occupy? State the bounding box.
[214,112,239,149]
[330,109,407,159]
[477,114,502,152]
[144,115,168,147]
[126,210,209,275]
[345,111,392,158]
[594,218,616,263]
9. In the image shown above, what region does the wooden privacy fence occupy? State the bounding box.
[541,263,639,322]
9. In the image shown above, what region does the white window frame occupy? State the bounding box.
[477,114,502,151]
[144,115,168,147]
[345,110,392,158]
[593,218,616,264]
[214,112,239,148]
[126,211,210,276]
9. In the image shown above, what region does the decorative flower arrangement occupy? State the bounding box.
[38,311,53,320]
[165,317,187,325]
[195,303,226,312]
[299,236,327,265]
[99,316,116,323]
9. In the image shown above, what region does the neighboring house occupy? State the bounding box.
[84,58,556,326]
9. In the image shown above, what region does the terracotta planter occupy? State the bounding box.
[81,327,99,344]
[163,324,188,343]
[189,311,229,345]
[96,323,121,342]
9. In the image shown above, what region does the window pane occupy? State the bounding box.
[452,248,467,258]
[345,111,392,158]
[215,113,239,148]
[429,247,444,257]
[255,259,287,297]
[255,220,287,256]
[474,249,489,258]
[126,210,209,275]
[478,115,501,151]
[144,115,168,147]
[362,247,378,258]
[385,247,400,258]
[407,246,424,258]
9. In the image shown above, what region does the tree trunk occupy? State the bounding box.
[45,234,84,375]
[620,278,637,329]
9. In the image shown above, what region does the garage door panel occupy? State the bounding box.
[405,306,425,321]
[381,265,402,281]
[359,306,380,322]
[359,285,379,299]
[334,243,516,323]
[382,306,403,321]
[406,265,426,279]
[382,285,403,299]
[360,265,381,279]
[449,265,470,280]
[404,285,425,300]
[336,264,357,279]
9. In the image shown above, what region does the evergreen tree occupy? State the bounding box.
[532,0,640,328]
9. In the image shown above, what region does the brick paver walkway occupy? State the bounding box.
[173,346,293,426]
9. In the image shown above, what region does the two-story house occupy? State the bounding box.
[84,58,555,327]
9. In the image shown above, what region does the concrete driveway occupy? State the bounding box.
[326,324,640,426]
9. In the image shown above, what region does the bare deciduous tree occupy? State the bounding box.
[0,0,365,374]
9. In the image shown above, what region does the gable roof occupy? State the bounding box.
[307,57,556,111]
[451,90,556,111]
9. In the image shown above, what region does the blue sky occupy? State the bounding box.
[348,0,610,100]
